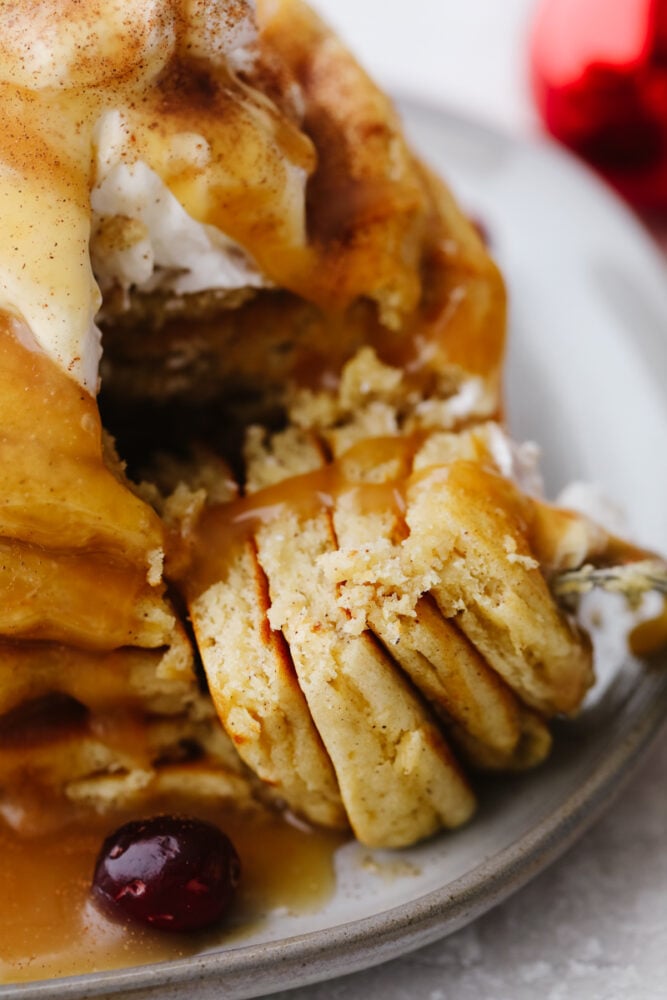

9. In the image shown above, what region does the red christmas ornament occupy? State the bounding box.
[530,0,667,210]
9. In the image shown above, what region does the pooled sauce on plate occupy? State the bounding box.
[0,800,343,983]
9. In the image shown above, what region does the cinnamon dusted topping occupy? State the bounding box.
[0,0,312,390]
[0,0,504,397]
[0,1,175,90]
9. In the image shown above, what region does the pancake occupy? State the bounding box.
[0,639,253,820]
[0,0,664,853]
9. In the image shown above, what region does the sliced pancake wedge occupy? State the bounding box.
[181,429,475,846]
[404,460,594,716]
[173,438,347,831]
[251,503,475,848]
[328,434,552,771]
[186,533,347,831]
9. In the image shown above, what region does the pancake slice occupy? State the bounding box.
[182,427,475,846]
[166,438,346,830]
[327,434,552,771]
[404,460,594,716]
[187,533,347,830]
[252,505,475,848]
[174,343,606,845]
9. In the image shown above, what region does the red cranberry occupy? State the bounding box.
[92,815,241,932]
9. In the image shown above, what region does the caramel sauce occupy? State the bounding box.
[0,538,163,650]
[0,694,88,749]
[180,431,538,604]
[0,317,173,650]
[631,601,667,657]
[0,316,160,557]
[181,435,422,597]
[0,641,177,723]
[0,800,344,985]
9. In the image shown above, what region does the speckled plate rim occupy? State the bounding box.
[3,101,667,1000]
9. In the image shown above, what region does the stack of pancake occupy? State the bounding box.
[0,311,253,822]
[0,0,664,846]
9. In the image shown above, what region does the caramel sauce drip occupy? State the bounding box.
[0,538,165,649]
[0,315,171,649]
[123,60,314,284]
[0,694,89,750]
[181,435,422,597]
[0,641,167,718]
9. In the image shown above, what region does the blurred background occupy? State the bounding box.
[311,0,538,134]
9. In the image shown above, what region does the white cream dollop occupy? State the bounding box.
[181,0,258,72]
[0,0,310,392]
[91,111,270,299]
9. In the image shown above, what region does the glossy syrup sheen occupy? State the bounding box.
[180,434,425,597]
[0,801,344,984]
[0,315,170,651]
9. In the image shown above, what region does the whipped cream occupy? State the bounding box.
[0,0,310,392]
[182,0,258,73]
[0,0,175,91]
[91,112,271,301]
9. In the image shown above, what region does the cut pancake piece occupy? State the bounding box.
[369,597,552,771]
[174,347,597,845]
[281,420,552,772]
[186,535,347,830]
[404,460,593,716]
[181,436,475,845]
[252,505,475,848]
[173,442,347,831]
[257,366,553,771]
[242,426,537,814]
[447,704,552,773]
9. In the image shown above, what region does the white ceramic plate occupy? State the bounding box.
[3,102,667,1000]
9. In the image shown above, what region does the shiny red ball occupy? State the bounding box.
[92,815,241,932]
[530,0,667,209]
